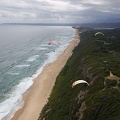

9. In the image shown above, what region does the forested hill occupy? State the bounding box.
[38,27,120,120]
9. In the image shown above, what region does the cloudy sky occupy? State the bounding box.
[0,0,120,23]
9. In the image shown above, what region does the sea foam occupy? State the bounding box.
[0,26,75,120]
[26,55,39,62]
[15,64,30,68]
[0,40,71,120]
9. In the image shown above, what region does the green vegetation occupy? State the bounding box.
[38,28,120,120]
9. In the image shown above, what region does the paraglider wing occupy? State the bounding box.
[53,12,63,20]
[95,32,104,36]
[72,80,89,88]
[48,40,60,45]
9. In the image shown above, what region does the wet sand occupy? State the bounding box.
[11,30,80,120]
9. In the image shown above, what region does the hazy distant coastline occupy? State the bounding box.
[1,22,120,29]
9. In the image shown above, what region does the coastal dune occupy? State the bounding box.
[11,30,80,120]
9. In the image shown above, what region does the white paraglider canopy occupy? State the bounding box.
[72,80,89,88]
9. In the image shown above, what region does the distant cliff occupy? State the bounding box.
[38,27,120,120]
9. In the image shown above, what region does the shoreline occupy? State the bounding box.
[11,30,80,120]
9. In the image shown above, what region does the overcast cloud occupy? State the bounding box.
[0,0,120,23]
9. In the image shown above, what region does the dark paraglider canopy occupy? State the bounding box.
[48,40,60,45]
[53,12,63,20]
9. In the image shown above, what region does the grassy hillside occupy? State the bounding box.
[38,28,120,120]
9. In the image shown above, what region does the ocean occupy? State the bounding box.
[0,25,75,120]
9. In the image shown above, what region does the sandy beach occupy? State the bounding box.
[11,30,80,120]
